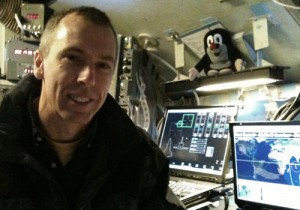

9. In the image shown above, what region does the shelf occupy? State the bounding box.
[161,65,288,99]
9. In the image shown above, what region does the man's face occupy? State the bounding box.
[34,14,117,125]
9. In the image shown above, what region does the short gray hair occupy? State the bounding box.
[39,6,117,56]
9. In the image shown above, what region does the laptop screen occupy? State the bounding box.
[230,121,300,210]
[158,105,237,182]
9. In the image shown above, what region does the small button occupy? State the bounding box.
[36,136,43,142]
[51,162,57,168]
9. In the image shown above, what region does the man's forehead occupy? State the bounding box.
[55,14,113,37]
[50,13,117,57]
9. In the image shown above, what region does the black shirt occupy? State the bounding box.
[25,95,101,208]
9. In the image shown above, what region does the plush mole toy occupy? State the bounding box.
[188,28,244,81]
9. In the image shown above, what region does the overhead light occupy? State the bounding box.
[196,67,284,92]
[162,66,287,99]
[197,78,278,91]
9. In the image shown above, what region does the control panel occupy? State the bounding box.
[115,36,141,113]
[5,39,38,81]
[19,3,50,42]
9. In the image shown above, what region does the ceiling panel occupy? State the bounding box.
[26,0,300,82]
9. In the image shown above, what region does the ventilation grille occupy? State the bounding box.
[0,0,22,33]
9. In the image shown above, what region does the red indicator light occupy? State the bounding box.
[26,13,39,20]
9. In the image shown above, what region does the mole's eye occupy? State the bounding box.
[207,35,214,47]
[214,34,223,45]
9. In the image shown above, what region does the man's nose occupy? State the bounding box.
[78,65,96,87]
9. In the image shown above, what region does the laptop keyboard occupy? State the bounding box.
[169,180,204,198]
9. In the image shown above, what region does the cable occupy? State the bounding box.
[155,116,165,143]
[272,0,300,9]
[223,192,229,210]
[285,106,300,121]
[258,85,290,102]
[271,91,300,121]
[208,186,233,210]
[277,92,300,120]
[147,51,177,74]
[271,100,293,120]
[192,90,201,105]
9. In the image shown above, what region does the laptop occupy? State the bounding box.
[158,105,238,205]
[230,121,300,210]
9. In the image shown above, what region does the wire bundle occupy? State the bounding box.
[271,91,300,121]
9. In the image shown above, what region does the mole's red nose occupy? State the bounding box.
[210,42,216,50]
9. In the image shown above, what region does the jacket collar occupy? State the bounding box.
[0,74,142,160]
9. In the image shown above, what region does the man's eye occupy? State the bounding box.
[66,54,79,62]
[62,54,84,66]
[97,62,113,71]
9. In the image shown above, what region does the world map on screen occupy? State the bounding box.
[235,138,300,186]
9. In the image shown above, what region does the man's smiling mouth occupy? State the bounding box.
[69,95,91,103]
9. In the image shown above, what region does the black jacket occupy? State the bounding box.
[0,74,184,210]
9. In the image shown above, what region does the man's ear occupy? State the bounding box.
[33,50,44,80]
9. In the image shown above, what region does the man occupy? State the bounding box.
[0,6,184,210]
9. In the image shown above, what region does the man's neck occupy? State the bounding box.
[33,97,88,142]
[49,140,81,166]
[33,97,88,165]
